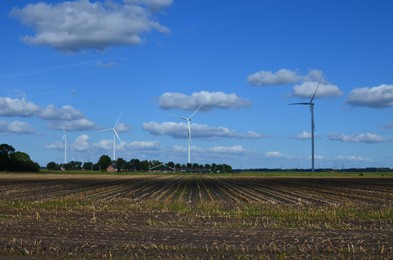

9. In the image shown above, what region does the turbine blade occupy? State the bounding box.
[114,130,121,142]
[310,77,322,103]
[114,112,122,128]
[190,104,203,119]
[170,114,188,121]
[97,128,112,132]
[289,102,309,105]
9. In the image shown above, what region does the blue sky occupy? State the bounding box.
[1,0,393,169]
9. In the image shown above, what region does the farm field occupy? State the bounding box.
[0,173,392,258]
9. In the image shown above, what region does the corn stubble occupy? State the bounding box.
[0,174,392,258]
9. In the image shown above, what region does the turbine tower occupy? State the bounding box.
[290,78,321,172]
[61,128,67,164]
[99,113,122,162]
[172,104,202,164]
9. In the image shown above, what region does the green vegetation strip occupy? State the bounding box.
[1,198,392,231]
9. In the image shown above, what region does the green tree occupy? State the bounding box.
[47,162,58,170]
[65,161,82,170]
[82,162,94,171]
[10,151,40,172]
[140,160,150,171]
[223,164,232,173]
[97,155,111,170]
[116,158,127,171]
[129,159,141,171]
[167,161,175,169]
[0,144,15,171]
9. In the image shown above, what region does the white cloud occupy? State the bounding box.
[142,121,264,139]
[264,151,284,158]
[347,84,393,108]
[247,69,342,99]
[115,123,131,133]
[336,155,371,162]
[208,145,246,154]
[127,141,160,150]
[124,0,173,10]
[292,81,342,99]
[71,134,90,151]
[0,120,35,134]
[48,118,96,131]
[327,133,385,143]
[295,131,312,140]
[247,69,302,86]
[45,141,64,150]
[159,91,251,111]
[40,105,84,120]
[95,139,113,151]
[11,0,171,52]
[0,97,40,117]
[0,96,96,131]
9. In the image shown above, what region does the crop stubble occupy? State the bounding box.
[0,174,392,258]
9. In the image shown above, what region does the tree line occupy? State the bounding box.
[0,144,40,172]
[47,154,233,173]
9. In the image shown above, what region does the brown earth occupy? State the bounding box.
[0,174,392,258]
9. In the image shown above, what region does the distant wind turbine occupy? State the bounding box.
[171,104,202,164]
[98,113,122,162]
[61,128,67,164]
[289,78,322,172]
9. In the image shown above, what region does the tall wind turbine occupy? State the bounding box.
[290,78,321,172]
[61,128,67,164]
[171,104,202,164]
[99,113,122,162]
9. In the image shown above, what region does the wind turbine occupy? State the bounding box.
[61,128,67,164]
[98,113,122,162]
[290,78,322,172]
[171,104,202,164]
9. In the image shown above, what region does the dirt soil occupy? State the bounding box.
[0,174,392,259]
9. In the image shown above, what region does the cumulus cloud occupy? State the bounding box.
[40,105,84,120]
[327,133,385,143]
[264,151,284,158]
[159,91,251,111]
[48,118,96,131]
[45,141,64,150]
[94,139,160,153]
[142,121,264,139]
[247,69,342,99]
[247,69,302,86]
[208,146,246,154]
[347,84,393,108]
[115,123,131,133]
[0,97,40,117]
[127,141,160,150]
[292,81,342,99]
[0,96,96,131]
[0,120,35,134]
[294,131,312,140]
[10,0,171,52]
[336,155,371,162]
[124,0,173,10]
[71,134,91,151]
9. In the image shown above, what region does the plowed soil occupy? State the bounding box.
[0,174,392,258]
